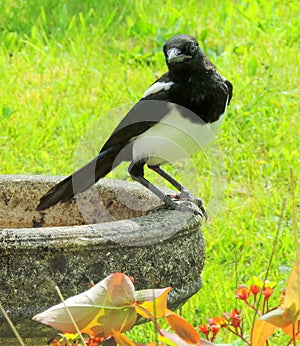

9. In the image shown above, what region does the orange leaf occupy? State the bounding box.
[165,309,201,345]
[281,316,300,340]
[112,330,137,346]
[253,252,300,342]
[282,252,300,323]
[251,319,277,346]
[136,287,171,319]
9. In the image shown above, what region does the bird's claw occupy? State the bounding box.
[167,191,208,221]
[174,201,205,217]
[147,198,207,220]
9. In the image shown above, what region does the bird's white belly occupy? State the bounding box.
[132,106,224,165]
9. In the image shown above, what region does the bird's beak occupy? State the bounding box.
[167,48,191,63]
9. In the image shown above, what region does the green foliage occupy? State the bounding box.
[1,0,299,344]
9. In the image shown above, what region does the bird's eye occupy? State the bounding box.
[189,43,197,54]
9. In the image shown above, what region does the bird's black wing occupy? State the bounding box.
[101,72,232,154]
[36,73,182,211]
[100,73,174,153]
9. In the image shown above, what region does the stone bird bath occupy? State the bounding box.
[0,175,205,339]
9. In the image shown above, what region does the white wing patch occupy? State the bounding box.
[142,81,174,99]
[222,93,230,116]
[132,104,224,166]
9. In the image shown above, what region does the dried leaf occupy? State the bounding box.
[33,273,137,337]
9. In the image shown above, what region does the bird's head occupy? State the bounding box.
[163,34,208,74]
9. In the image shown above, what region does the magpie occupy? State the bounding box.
[36,34,233,218]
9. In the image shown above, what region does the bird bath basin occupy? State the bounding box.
[0,175,205,339]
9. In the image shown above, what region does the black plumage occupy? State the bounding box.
[36,34,233,217]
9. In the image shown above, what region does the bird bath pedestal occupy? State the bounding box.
[0,175,205,339]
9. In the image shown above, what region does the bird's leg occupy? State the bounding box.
[148,165,183,191]
[128,161,201,216]
[147,164,207,220]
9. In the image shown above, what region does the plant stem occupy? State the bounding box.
[226,326,250,345]
[262,297,266,315]
[55,286,86,346]
[250,199,286,336]
[0,302,25,346]
[134,304,162,334]
[245,299,262,317]
[290,168,299,252]
[292,323,296,346]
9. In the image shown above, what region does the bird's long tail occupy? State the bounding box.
[36,146,121,211]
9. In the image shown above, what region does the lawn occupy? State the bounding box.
[0,0,299,344]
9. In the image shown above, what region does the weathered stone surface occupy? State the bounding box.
[0,175,205,339]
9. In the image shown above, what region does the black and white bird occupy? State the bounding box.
[36,34,233,218]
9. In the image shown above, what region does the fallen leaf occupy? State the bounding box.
[33,273,137,337]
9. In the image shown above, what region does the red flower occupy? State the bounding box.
[199,315,231,342]
[199,317,226,342]
[86,336,105,346]
[207,316,226,338]
[211,316,227,327]
[230,309,242,329]
[198,324,210,339]
[250,284,260,297]
[210,324,221,336]
[235,285,251,300]
[262,286,273,300]
[223,309,242,330]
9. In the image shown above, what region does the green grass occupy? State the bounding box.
[1,0,299,344]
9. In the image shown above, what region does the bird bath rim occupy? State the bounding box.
[0,174,205,339]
